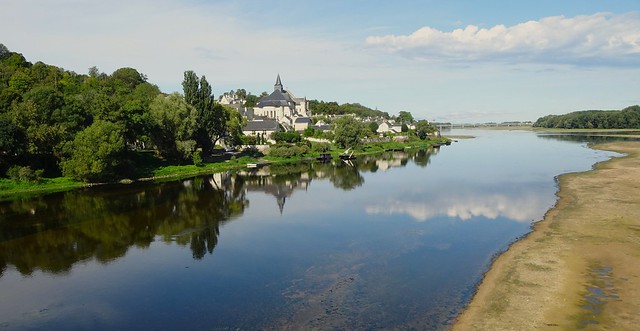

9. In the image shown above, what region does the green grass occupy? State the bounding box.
[0,177,85,201]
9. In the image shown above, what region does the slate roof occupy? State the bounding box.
[294,117,312,124]
[243,119,279,131]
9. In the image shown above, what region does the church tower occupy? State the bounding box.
[274,74,283,92]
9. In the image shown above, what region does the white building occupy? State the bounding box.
[253,75,309,125]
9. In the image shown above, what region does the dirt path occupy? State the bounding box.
[452,141,640,331]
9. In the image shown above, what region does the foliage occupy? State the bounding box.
[60,120,126,181]
[149,93,198,161]
[368,121,379,133]
[414,120,436,140]
[533,105,640,129]
[271,131,302,143]
[244,94,259,107]
[311,142,332,152]
[0,44,161,180]
[332,116,365,149]
[309,100,389,118]
[268,144,309,158]
[397,110,414,124]
[6,165,44,182]
[223,105,247,146]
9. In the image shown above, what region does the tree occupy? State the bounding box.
[60,121,126,181]
[223,105,246,146]
[332,116,364,149]
[398,111,414,124]
[414,120,436,140]
[244,94,259,107]
[149,93,198,160]
[368,121,379,134]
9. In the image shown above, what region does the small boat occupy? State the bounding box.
[339,148,356,160]
[317,153,332,161]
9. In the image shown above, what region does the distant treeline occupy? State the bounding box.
[533,105,640,129]
[309,100,389,119]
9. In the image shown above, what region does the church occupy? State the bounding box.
[253,74,309,124]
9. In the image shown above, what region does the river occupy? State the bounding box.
[0,130,620,330]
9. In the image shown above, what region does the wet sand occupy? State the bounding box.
[452,141,640,331]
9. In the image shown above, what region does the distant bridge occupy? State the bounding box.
[434,122,533,131]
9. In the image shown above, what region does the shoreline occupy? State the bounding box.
[452,141,640,330]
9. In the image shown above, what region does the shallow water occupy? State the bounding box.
[0,130,619,330]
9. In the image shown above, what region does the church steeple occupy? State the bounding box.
[274,74,283,92]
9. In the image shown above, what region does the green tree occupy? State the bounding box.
[398,110,414,124]
[415,120,436,140]
[368,121,379,134]
[60,120,126,181]
[244,94,259,107]
[223,105,246,146]
[149,93,198,160]
[332,116,364,149]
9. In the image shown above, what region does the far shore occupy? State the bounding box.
[452,140,640,330]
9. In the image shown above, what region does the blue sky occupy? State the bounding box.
[1,0,639,123]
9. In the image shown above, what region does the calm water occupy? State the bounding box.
[0,130,619,330]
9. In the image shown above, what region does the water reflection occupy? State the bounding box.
[0,148,435,277]
[366,189,549,222]
[0,174,248,276]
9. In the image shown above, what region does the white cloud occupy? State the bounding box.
[366,13,640,66]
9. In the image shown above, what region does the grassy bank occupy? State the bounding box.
[452,141,640,331]
[0,138,448,201]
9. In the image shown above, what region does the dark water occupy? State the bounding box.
[0,130,619,330]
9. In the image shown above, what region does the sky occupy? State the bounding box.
[1,0,639,123]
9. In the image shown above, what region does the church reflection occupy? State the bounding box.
[0,148,437,277]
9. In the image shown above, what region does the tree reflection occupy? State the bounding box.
[0,172,247,276]
[0,148,438,277]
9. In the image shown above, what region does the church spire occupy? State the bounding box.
[274,74,283,92]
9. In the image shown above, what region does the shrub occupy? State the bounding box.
[192,150,203,166]
[268,144,309,157]
[6,165,44,182]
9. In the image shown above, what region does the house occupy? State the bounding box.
[253,75,308,125]
[293,117,312,131]
[242,118,280,139]
[377,121,403,134]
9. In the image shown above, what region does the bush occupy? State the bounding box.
[268,144,309,157]
[311,142,331,152]
[6,165,44,182]
[271,131,302,143]
[192,150,203,166]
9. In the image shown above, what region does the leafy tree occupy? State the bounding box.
[415,120,436,140]
[244,93,259,107]
[368,121,379,134]
[223,105,246,146]
[149,93,198,160]
[397,110,414,124]
[332,116,364,149]
[60,120,126,181]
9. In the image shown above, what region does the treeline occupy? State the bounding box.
[309,100,389,118]
[533,105,640,129]
[0,44,243,182]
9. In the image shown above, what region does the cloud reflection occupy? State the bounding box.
[366,191,551,223]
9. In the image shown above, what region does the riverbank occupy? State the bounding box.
[0,139,448,201]
[452,141,640,330]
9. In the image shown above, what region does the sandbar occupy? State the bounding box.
[452,141,640,330]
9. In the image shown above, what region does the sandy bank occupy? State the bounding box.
[452,141,640,331]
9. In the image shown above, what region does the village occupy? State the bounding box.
[219,74,424,143]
